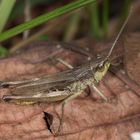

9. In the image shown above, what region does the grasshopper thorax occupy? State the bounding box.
[94,59,110,83]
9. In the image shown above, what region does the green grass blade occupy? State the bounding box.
[120,0,131,22]
[102,0,109,37]
[0,46,8,57]
[0,0,96,42]
[63,11,80,41]
[0,0,16,32]
[89,2,101,39]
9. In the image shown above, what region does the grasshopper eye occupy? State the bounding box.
[98,63,105,72]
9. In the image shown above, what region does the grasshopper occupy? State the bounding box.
[0,13,130,133]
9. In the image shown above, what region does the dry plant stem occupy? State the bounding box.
[110,68,140,97]
[61,42,93,58]
[56,58,74,69]
[10,28,48,53]
[10,17,66,53]
[23,0,31,39]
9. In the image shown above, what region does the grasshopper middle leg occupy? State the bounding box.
[57,92,82,133]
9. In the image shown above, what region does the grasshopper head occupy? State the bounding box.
[94,59,110,83]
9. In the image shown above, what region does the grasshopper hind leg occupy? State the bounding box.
[2,95,37,105]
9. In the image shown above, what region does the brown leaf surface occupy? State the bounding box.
[0,41,140,140]
[124,33,140,86]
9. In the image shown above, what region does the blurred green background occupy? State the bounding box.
[0,0,136,57]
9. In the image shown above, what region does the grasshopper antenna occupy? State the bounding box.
[106,8,132,59]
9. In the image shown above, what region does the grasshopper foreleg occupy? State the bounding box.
[92,84,108,102]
